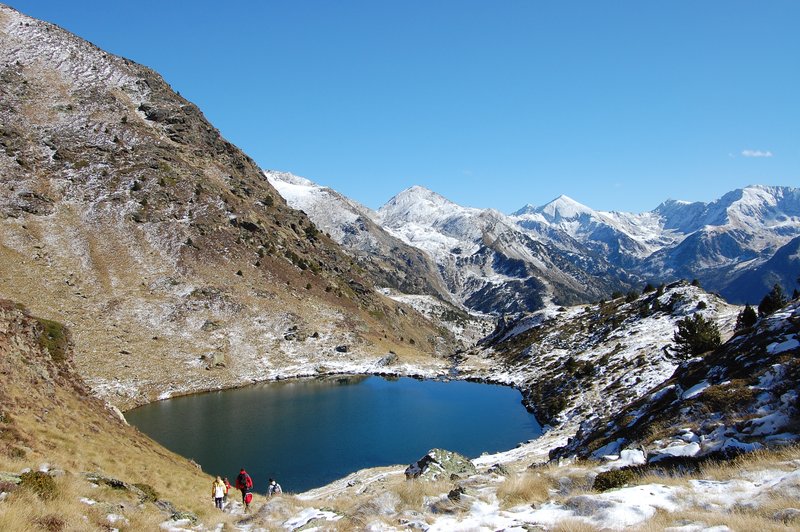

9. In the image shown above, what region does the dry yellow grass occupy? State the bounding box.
[391,478,453,510]
[496,471,555,507]
[634,507,799,532]
[552,519,602,532]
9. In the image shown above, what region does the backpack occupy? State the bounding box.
[238,472,253,490]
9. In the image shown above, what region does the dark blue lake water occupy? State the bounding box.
[125,375,541,493]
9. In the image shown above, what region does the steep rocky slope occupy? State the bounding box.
[457,281,741,452]
[0,300,222,529]
[715,234,800,305]
[554,298,800,463]
[0,5,456,408]
[265,170,455,304]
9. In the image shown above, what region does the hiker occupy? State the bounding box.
[212,476,226,510]
[222,477,231,505]
[235,468,254,512]
[268,478,282,497]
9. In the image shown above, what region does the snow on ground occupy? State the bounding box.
[267,461,800,531]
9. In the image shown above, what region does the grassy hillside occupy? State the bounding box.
[0,300,254,530]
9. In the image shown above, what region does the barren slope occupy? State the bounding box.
[0,5,456,408]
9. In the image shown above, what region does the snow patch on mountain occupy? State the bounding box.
[265,170,370,246]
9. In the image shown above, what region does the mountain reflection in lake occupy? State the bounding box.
[125,375,541,493]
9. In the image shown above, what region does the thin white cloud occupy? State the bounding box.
[741,149,773,158]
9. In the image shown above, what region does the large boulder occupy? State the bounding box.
[404,449,476,481]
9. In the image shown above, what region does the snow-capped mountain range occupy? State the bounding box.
[269,171,799,311]
[268,171,629,314]
[514,185,800,302]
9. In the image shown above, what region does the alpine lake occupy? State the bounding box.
[125,375,542,493]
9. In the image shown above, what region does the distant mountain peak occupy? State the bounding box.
[535,194,596,222]
[391,185,451,204]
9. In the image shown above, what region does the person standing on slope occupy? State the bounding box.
[211,476,226,510]
[222,476,232,507]
[268,478,282,497]
[235,468,254,512]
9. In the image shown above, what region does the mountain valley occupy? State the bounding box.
[1,3,799,531]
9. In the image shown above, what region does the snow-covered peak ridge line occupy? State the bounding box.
[514,194,599,222]
[519,184,799,223]
[264,169,377,241]
[267,171,627,314]
[264,170,460,308]
[377,185,483,229]
[0,4,146,98]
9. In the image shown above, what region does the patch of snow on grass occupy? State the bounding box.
[767,337,799,354]
[682,380,710,399]
[283,507,341,530]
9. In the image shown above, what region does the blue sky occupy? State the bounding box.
[7,1,799,213]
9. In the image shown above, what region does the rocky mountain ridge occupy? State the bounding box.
[268,169,798,315]
[265,171,455,304]
[269,172,632,315]
[513,184,800,302]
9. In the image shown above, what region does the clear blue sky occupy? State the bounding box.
[7,1,799,213]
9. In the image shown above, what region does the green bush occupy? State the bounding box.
[133,482,159,503]
[19,471,58,500]
[592,468,636,491]
[36,319,69,364]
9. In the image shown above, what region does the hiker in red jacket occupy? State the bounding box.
[235,468,254,512]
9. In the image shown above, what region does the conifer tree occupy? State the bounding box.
[735,304,757,331]
[758,283,786,317]
[673,314,721,357]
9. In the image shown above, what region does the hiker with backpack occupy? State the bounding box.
[267,478,282,497]
[211,476,226,510]
[235,468,254,512]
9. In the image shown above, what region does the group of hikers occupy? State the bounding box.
[211,468,282,512]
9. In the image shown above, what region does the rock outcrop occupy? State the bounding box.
[405,449,477,481]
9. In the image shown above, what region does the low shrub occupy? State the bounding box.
[592,468,637,492]
[19,471,58,500]
[35,514,65,532]
[133,482,159,503]
[36,318,69,364]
